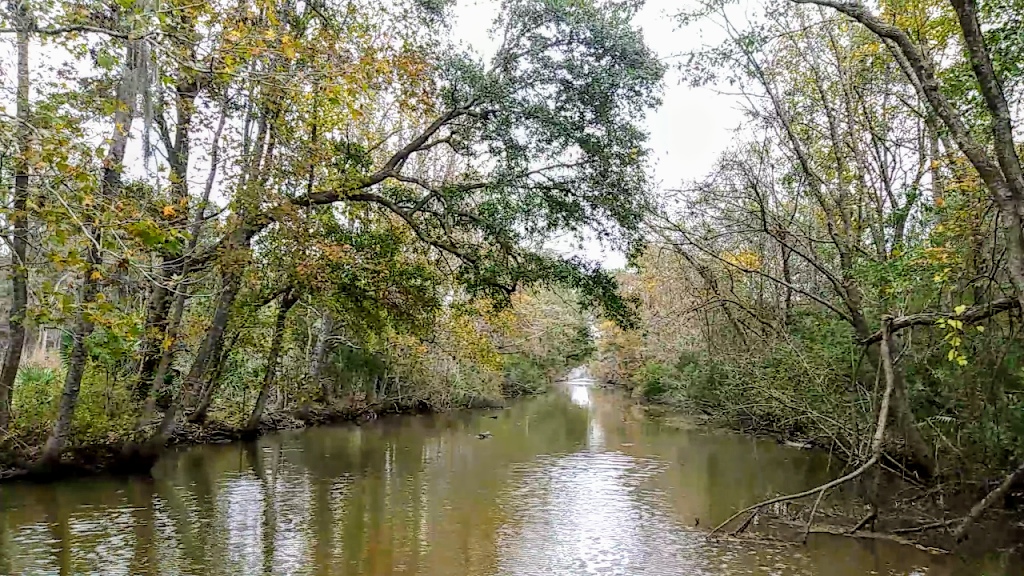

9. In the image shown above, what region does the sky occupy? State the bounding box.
[452,0,747,268]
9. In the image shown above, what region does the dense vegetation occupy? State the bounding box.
[595,0,1024,537]
[0,0,660,469]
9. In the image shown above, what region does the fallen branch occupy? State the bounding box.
[732,510,757,535]
[861,298,1019,345]
[953,459,1024,542]
[847,507,877,534]
[891,518,959,534]
[804,486,829,542]
[708,319,898,539]
[801,525,950,554]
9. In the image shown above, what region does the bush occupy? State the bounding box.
[10,365,61,443]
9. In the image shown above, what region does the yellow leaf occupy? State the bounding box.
[948,349,956,361]
[90,271,103,280]
[954,304,967,315]
[162,205,176,218]
[976,326,985,333]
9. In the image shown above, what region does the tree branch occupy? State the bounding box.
[789,0,1021,208]
[860,298,1019,345]
[953,460,1024,542]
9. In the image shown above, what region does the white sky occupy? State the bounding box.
[453,0,747,269]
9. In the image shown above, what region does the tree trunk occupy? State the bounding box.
[310,311,334,403]
[135,286,187,431]
[779,235,793,326]
[134,33,203,396]
[0,20,31,432]
[138,106,227,424]
[245,292,297,431]
[862,339,936,478]
[38,42,137,466]
[38,246,100,467]
[135,286,172,398]
[188,328,235,424]
[148,272,240,446]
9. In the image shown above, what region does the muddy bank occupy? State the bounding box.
[0,397,504,484]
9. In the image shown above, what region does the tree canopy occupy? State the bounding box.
[0,0,662,464]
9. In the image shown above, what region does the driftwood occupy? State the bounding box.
[709,319,899,539]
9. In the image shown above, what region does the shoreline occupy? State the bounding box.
[0,398,504,484]
[630,391,1024,556]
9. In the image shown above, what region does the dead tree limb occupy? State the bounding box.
[953,460,1024,542]
[847,507,877,534]
[804,486,829,542]
[731,510,757,536]
[891,518,959,534]
[708,318,898,539]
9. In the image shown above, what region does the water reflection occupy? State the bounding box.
[570,384,591,407]
[0,379,1018,575]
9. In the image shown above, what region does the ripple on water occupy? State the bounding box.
[496,451,720,576]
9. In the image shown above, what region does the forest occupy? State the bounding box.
[1,0,1023,550]
[0,0,658,471]
[595,0,1024,542]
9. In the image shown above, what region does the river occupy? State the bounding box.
[0,373,1019,575]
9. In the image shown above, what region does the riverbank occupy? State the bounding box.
[632,394,1024,557]
[0,396,508,483]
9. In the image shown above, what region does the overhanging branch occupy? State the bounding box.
[861,297,1020,345]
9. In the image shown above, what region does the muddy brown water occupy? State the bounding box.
[0,377,1020,575]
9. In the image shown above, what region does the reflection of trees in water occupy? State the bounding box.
[128,481,155,575]
[0,392,1013,575]
[44,487,70,575]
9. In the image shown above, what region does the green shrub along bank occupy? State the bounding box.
[0,287,595,472]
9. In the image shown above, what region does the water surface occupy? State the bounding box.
[0,377,1019,575]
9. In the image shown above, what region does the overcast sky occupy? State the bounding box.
[453,0,747,268]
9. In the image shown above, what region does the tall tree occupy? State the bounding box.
[0,0,32,431]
